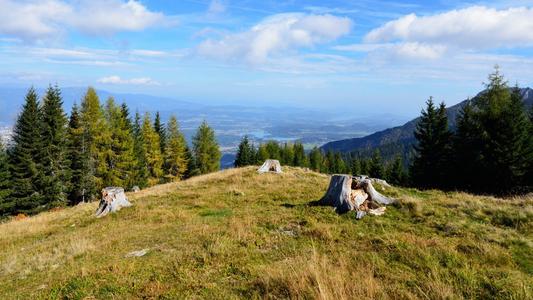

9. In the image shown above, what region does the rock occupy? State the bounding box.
[95,187,132,218]
[125,249,149,258]
[132,186,140,193]
[258,159,282,174]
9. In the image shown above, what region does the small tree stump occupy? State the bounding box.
[95,187,132,218]
[258,159,282,174]
[319,175,355,213]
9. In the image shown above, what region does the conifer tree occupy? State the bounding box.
[67,103,93,204]
[293,143,307,167]
[265,141,281,161]
[324,150,335,173]
[192,121,221,174]
[141,113,163,184]
[368,150,385,179]
[105,98,136,188]
[235,136,256,167]
[8,87,45,214]
[350,157,361,176]
[154,112,166,155]
[308,147,323,172]
[80,87,110,198]
[281,143,294,166]
[0,140,11,216]
[164,115,188,181]
[387,155,406,186]
[410,97,451,189]
[333,152,346,174]
[256,144,269,163]
[132,112,149,187]
[184,145,199,178]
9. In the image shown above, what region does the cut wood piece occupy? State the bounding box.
[258,159,282,174]
[319,175,354,213]
[368,207,386,216]
[95,187,132,218]
[351,189,368,207]
[354,176,396,205]
[356,211,367,219]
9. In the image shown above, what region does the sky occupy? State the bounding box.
[1,0,533,117]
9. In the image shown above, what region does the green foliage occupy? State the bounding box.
[154,112,166,156]
[132,112,149,188]
[80,87,110,199]
[308,147,323,172]
[411,97,452,189]
[234,136,257,167]
[293,143,307,167]
[192,121,221,174]
[67,104,93,204]
[0,140,11,215]
[40,85,70,207]
[141,113,163,184]
[6,87,45,215]
[164,115,188,181]
[368,150,385,179]
[387,155,406,186]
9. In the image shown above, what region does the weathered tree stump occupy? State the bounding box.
[319,174,396,218]
[95,187,132,218]
[258,159,282,174]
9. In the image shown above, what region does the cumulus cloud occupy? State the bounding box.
[196,13,352,64]
[207,0,226,16]
[97,75,160,85]
[0,0,168,40]
[334,42,447,60]
[365,6,533,49]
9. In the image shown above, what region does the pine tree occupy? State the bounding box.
[235,136,256,167]
[410,97,452,189]
[308,147,323,172]
[105,98,136,188]
[333,152,346,174]
[293,143,307,167]
[80,87,110,199]
[256,144,269,163]
[132,112,149,188]
[192,121,221,174]
[0,140,12,216]
[141,113,163,185]
[154,112,166,155]
[164,115,188,181]
[387,155,406,186]
[281,143,294,166]
[40,85,70,207]
[184,145,199,178]
[350,156,361,176]
[7,87,45,214]
[67,103,93,204]
[368,150,385,179]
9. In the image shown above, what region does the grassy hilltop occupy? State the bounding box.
[0,167,531,299]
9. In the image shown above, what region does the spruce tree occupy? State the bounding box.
[281,143,294,166]
[387,155,406,186]
[235,136,256,167]
[132,112,149,187]
[154,112,166,155]
[67,103,93,204]
[308,147,323,172]
[164,115,188,181]
[40,85,70,207]
[192,121,221,174]
[0,140,12,216]
[410,97,451,189]
[142,113,163,185]
[8,87,45,214]
[368,150,385,179]
[80,87,110,199]
[256,144,269,163]
[350,156,361,176]
[293,143,307,167]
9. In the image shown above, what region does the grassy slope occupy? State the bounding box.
[0,167,531,299]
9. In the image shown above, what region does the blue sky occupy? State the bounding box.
[1,0,533,116]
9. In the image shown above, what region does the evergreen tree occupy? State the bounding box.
[184,145,200,178]
[67,103,93,204]
[80,87,110,199]
[40,85,70,207]
[0,140,11,216]
[164,115,188,181]
[281,143,294,166]
[265,141,282,161]
[192,121,221,174]
[105,98,136,188]
[132,112,149,188]
[235,136,256,167]
[333,152,346,174]
[293,143,307,167]
[387,155,406,186]
[410,97,451,189]
[368,150,385,179]
[7,87,45,214]
[308,147,323,172]
[154,112,166,155]
[141,113,163,184]
[350,156,361,176]
[360,158,369,175]
[256,144,270,163]
[324,150,335,173]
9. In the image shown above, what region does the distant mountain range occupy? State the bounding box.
[321,88,533,160]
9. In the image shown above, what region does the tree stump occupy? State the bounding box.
[319,174,396,218]
[95,187,132,218]
[258,159,282,174]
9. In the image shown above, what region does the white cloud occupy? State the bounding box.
[334,42,447,60]
[97,75,160,85]
[196,13,352,64]
[365,6,533,49]
[0,0,168,40]
[207,0,226,16]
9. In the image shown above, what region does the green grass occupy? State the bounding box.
[0,167,531,299]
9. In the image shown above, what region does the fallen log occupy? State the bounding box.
[95,187,132,218]
[258,159,282,174]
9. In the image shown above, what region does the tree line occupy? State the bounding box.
[0,86,221,216]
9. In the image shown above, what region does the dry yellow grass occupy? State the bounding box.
[0,167,531,299]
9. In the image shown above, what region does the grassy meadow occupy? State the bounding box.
[0,167,531,299]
